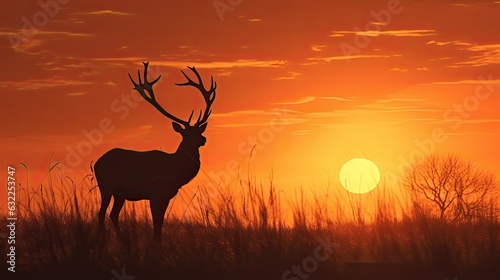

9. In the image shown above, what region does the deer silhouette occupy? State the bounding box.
[94,62,216,242]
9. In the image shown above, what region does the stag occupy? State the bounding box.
[95,62,216,242]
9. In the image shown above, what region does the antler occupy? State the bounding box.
[175,66,217,127]
[128,62,192,127]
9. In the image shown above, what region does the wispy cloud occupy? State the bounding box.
[304,107,440,119]
[454,44,500,67]
[436,118,500,124]
[274,96,355,105]
[213,110,276,118]
[155,59,287,69]
[0,30,92,37]
[66,91,87,96]
[211,108,305,128]
[0,78,92,90]
[390,68,408,72]
[453,2,500,7]
[90,57,149,62]
[330,30,436,37]
[272,72,302,80]
[275,96,316,105]
[311,45,327,52]
[426,40,472,46]
[374,98,427,104]
[213,108,301,118]
[73,10,132,16]
[307,54,398,63]
[290,130,312,136]
[24,30,92,37]
[432,78,500,85]
[322,96,357,101]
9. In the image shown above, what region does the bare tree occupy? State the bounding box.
[403,154,498,222]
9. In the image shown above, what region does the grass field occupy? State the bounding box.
[1,164,499,280]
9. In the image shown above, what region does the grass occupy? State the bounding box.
[0,164,499,280]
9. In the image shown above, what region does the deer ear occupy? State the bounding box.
[199,123,207,133]
[172,122,184,133]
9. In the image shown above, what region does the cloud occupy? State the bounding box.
[436,118,500,125]
[307,54,399,63]
[24,31,93,37]
[73,10,132,16]
[330,30,436,37]
[0,30,92,37]
[271,72,302,80]
[213,117,306,128]
[454,44,500,67]
[66,92,87,96]
[374,98,427,104]
[303,107,441,119]
[0,78,92,90]
[215,70,232,76]
[452,2,500,7]
[426,40,472,46]
[211,108,305,128]
[456,119,500,124]
[213,108,300,118]
[275,96,316,105]
[124,125,154,139]
[2,30,93,54]
[213,123,274,128]
[2,30,94,55]
[390,68,408,72]
[12,38,44,55]
[90,57,148,62]
[59,58,147,69]
[313,118,438,127]
[432,77,500,85]
[290,130,312,136]
[311,45,327,52]
[273,96,355,105]
[212,110,273,118]
[390,67,429,72]
[322,96,356,101]
[155,59,287,69]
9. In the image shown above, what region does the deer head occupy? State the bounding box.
[128,62,216,147]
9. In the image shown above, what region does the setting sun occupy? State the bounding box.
[339,158,381,194]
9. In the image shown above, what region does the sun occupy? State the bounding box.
[339,158,380,194]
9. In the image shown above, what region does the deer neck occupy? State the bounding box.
[175,139,201,167]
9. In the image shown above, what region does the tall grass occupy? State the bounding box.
[0,164,499,280]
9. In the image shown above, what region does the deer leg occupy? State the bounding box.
[98,190,112,234]
[110,197,125,238]
[150,199,169,243]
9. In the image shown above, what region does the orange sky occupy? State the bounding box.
[1,0,500,208]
